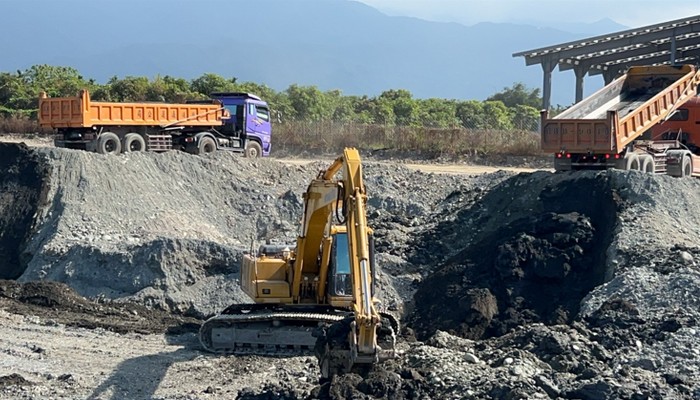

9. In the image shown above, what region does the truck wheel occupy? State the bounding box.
[621,153,640,171]
[122,133,146,152]
[681,156,692,177]
[639,154,655,174]
[245,141,263,158]
[197,137,216,154]
[97,132,122,155]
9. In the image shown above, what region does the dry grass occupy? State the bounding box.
[275,121,543,157]
[0,118,543,158]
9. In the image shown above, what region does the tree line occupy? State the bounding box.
[0,64,543,131]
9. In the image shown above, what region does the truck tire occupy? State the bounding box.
[122,133,146,152]
[618,153,640,171]
[97,132,121,155]
[681,155,692,177]
[639,154,655,174]
[245,141,263,158]
[197,137,216,154]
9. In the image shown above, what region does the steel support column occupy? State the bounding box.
[574,66,587,103]
[603,69,618,85]
[541,58,556,110]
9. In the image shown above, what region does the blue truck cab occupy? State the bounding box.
[210,92,272,157]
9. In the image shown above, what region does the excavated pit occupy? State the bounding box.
[0,143,50,279]
[3,139,700,398]
[409,171,622,340]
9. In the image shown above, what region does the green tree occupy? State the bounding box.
[378,89,418,126]
[487,82,541,109]
[368,97,395,125]
[347,96,375,124]
[510,104,540,131]
[0,72,24,115]
[107,76,151,101]
[417,98,458,128]
[455,100,485,129]
[22,65,91,98]
[285,84,332,121]
[1,65,92,115]
[190,73,237,96]
[148,75,196,102]
[482,101,514,130]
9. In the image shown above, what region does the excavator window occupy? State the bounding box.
[329,233,352,296]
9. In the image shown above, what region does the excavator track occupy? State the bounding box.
[199,304,352,355]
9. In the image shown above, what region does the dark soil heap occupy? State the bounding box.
[0,143,50,279]
[410,171,622,340]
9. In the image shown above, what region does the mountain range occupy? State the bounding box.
[1,0,629,106]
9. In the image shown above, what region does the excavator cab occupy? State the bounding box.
[328,231,376,299]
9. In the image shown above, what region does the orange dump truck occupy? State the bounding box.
[39,90,272,157]
[541,64,700,177]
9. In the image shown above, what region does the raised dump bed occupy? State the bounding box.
[541,65,700,176]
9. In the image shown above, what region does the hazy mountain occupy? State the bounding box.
[511,17,628,36]
[0,0,628,105]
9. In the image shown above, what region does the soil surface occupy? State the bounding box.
[1,140,700,399]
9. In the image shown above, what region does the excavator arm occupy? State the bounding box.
[342,150,380,359]
[198,148,396,379]
[314,148,396,378]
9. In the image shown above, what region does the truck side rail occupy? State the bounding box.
[615,67,700,150]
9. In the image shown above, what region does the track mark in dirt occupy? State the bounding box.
[0,374,34,388]
[0,280,200,334]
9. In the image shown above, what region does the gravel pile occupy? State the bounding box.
[0,144,466,318]
[402,170,700,399]
[2,142,700,399]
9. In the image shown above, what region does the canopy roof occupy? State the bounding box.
[513,15,700,107]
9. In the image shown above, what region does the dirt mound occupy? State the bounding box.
[0,280,199,334]
[410,171,621,340]
[0,142,50,279]
[0,144,463,318]
[309,370,433,400]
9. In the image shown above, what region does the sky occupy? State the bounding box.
[355,0,698,28]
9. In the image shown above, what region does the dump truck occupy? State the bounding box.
[542,64,700,176]
[199,148,397,380]
[39,90,272,157]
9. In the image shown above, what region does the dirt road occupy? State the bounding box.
[278,158,543,175]
[0,134,546,176]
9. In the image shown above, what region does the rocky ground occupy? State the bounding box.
[1,140,700,399]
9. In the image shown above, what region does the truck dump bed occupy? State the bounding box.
[39,90,227,129]
[541,65,700,154]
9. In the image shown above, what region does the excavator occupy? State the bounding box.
[199,148,398,378]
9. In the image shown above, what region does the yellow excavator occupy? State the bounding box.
[199,148,398,378]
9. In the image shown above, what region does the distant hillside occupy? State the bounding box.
[0,0,628,105]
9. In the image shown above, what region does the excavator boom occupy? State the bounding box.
[198,148,397,377]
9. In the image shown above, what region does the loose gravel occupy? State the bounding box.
[2,142,700,399]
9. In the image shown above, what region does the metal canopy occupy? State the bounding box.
[513,15,700,109]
